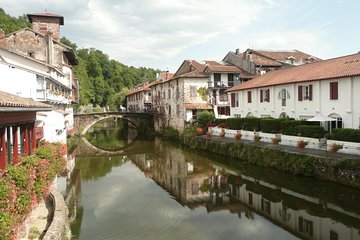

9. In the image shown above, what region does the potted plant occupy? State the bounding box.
[219,129,225,137]
[235,132,242,141]
[254,135,262,142]
[297,139,308,149]
[329,143,343,153]
[271,138,281,144]
[196,127,203,136]
[206,130,212,138]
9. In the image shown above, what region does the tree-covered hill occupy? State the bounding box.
[0,8,158,108]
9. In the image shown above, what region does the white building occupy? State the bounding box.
[226,52,360,129]
[0,12,78,143]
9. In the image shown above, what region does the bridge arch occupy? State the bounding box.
[80,115,137,135]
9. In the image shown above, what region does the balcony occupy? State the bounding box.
[208,80,241,89]
[36,89,71,104]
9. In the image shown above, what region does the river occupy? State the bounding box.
[59,118,360,240]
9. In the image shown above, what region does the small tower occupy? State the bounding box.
[27,12,64,41]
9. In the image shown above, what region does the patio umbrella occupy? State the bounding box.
[306,115,336,122]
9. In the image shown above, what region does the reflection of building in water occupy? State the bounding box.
[210,164,360,240]
[130,139,212,204]
[57,153,83,228]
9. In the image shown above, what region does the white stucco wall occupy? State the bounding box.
[37,110,66,144]
[230,76,360,129]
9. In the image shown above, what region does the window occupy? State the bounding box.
[214,73,221,84]
[330,231,338,240]
[168,88,171,99]
[298,217,313,237]
[228,73,234,87]
[231,93,235,107]
[248,193,253,205]
[235,93,239,107]
[261,199,271,215]
[176,87,180,99]
[260,89,270,102]
[176,104,180,117]
[278,89,290,106]
[219,89,228,101]
[190,86,197,97]
[247,91,252,103]
[218,107,230,116]
[234,114,241,118]
[330,82,338,100]
[298,85,313,101]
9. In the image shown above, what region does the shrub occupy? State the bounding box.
[326,128,360,143]
[260,118,282,133]
[217,123,228,129]
[244,117,261,131]
[206,122,217,128]
[281,119,306,135]
[295,125,325,138]
[226,118,245,130]
[196,111,215,128]
[162,127,180,142]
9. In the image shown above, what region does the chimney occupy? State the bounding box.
[235,48,240,55]
[27,12,64,41]
[0,28,4,37]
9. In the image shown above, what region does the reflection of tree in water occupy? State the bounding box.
[84,118,130,151]
[75,155,128,180]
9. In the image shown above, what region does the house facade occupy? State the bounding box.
[0,12,78,143]
[151,61,210,132]
[224,48,321,76]
[0,91,52,169]
[204,61,254,118]
[227,52,360,129]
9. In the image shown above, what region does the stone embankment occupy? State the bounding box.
[187,135,360,189]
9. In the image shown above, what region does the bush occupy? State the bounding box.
[326,128,360,143]
[260,118,282,133]
[244,117,261,131]
[196,111,215,128]
[162,126,180,142]
[226,118,245,130]
[281,119,306,135]
[295,125,325,138]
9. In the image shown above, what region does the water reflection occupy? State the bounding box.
[84,118,132,151]
[63,126,360,239]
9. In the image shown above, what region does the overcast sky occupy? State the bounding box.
[1,0,359,72]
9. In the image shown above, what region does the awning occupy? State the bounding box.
[306,115,336,122]
[185,103,212,110]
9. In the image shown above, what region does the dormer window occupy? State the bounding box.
[28,52,35,58]
[288,56,295,65]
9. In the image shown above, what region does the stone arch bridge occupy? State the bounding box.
[74,111,154,135]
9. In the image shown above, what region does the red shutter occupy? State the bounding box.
[231,93,235,107]
[330,82,338,100]
[260,90,263,102]
[0,127,6,170]
[298,86,303,101]
[309,84,313,101]
[248,91,252,103]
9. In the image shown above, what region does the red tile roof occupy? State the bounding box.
[185,103,212,110]
[27,12,64,25]
[158,72,174,81]
[227,52,360,92]
[0,91,53,110]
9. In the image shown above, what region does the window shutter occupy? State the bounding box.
[298,86,303,101]
[309,84,313,101]
[231,93,235,107]
[298,217,304,231]
[248,91,252,103]
[266,89,270,102]
[260,90,263,102]
[330,82,338,99]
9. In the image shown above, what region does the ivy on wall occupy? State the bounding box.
[197,87,207,101]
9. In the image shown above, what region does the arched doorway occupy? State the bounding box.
[279,112,288,119]
[246,112,254,118]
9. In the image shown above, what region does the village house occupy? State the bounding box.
[226,52,360,130]
[223,48,321,76]
[204,61,254,118]
[0,12,78,143]
[0,91,52,169]
[126,72,174,112]
[151,61,210,132]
